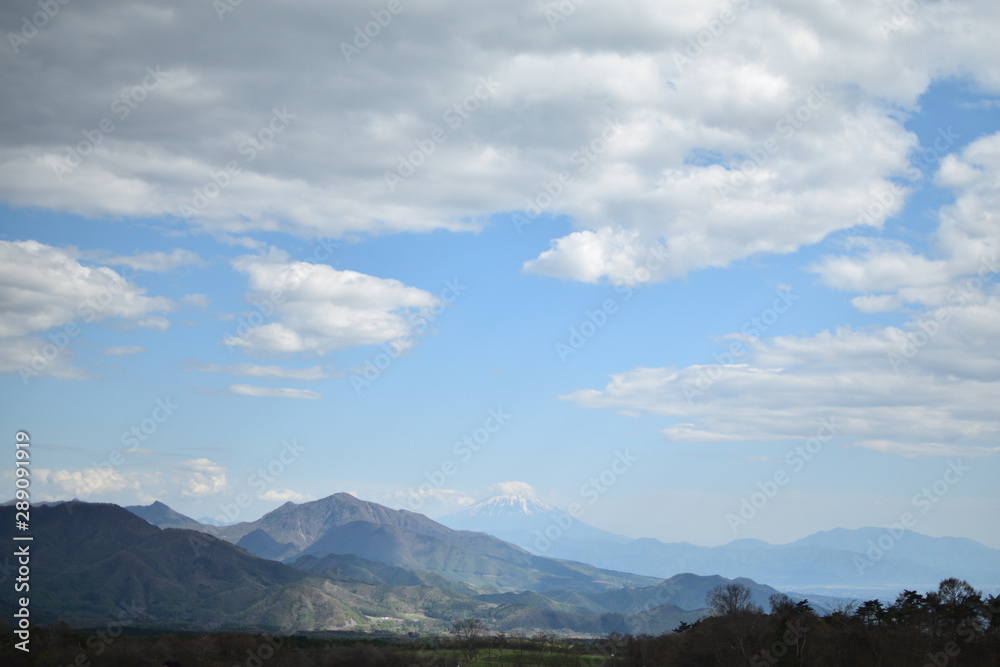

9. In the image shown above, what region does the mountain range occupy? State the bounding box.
[123,487,999,600]
[200,491,660,593]
[440,481,631,546]
[0,497,781,635]
[437,485,1000,599]
[12,487,994,636]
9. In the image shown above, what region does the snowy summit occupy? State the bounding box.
[460,482,559,518]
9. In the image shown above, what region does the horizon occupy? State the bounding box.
[27,488,999,553]
[2,0,999,555]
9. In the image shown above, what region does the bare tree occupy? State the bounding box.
[706,582,762,616]
[450,617,488,664]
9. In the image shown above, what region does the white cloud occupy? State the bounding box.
[811,131,1000,309]
[40,457,229,501]
[563,288,1000,455]
[225,250,440,354]
[0,337,86,380]
[47,467,140,498]
[557,127,998,456]
[226,384,322,400]
[0,0,997,279]
[177,458,229,497]
[0,241,172,337]
[0,240,173,378]
[259,488,310,502]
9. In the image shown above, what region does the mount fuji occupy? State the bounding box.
[438,481,631,553]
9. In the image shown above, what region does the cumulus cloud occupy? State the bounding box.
[560,120,1000,457]
[40,457,230,501]
[1,0,998,284]
[47,467,141,498]
[562,291,1000,454]
[224,249,440,355]
[811,131,1000,310]
[0,241,172,337]
[0,240,173,378]
[258,488,310,502]
[178,458,229,497]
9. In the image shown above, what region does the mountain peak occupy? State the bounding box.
[462,482,558,518]
[124,500,202,529]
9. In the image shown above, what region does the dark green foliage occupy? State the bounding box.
[4,588,996,667]
[615,578,1000,667]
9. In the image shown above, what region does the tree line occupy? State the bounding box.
[1,578,997,666]
[618,577,1000,666]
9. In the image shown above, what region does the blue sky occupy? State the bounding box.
[1,0,999,548]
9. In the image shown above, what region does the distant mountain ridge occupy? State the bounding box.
[126,500,205,530]
[118,493,1000,599]
[0,502,361,630]
[439,482,632,547]
[430,488,1000,598]
[0,501,794,636]
[180,492,660,594]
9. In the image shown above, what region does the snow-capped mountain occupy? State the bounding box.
[459,481,559,518]
[439,481,632,551]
